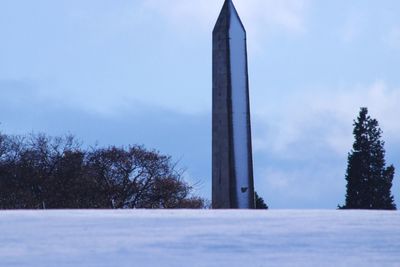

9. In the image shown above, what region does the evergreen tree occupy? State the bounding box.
[341,108,396,210]
[255,192,268,209]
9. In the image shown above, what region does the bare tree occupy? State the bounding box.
[0,133,206,209]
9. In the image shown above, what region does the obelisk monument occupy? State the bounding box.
[212,0,255,209]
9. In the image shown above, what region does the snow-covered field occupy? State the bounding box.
[0,210,399,267]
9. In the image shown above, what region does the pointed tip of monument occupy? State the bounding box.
[214,0,246,34]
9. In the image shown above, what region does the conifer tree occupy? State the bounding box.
[255,192,268,209]
[341,108,396,210]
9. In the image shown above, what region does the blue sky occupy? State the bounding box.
[1,0,400,208]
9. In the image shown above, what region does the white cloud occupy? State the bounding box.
[141,0,310,35]
[253,81,400,159]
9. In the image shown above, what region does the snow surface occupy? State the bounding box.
[228,2,251,208]
[0,210,399,267]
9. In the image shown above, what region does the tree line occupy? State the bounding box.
[0,133,206,209]
[1,107,396,210]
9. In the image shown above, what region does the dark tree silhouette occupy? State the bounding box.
[340,108,396,210]
[255,192,268,209]
[0,133,206,209]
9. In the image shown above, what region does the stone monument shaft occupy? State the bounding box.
[212,0,255,209]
